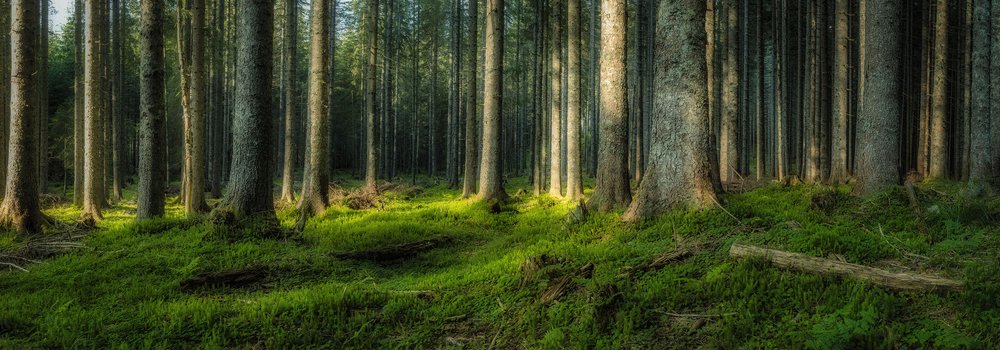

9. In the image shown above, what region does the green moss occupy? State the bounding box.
[0,179,998,348]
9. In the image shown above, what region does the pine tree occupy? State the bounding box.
[137,0,166,219]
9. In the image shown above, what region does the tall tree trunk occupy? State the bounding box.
[587,0,630,212]
[477,0,507,202]
[181,0,209,215]
[928,0,948,179]
[967,0,992,197]
[624,0,714,221]
[1,2,12,200]
[137,0,166,219]
[280,0,298,202]
[993,0,1000,176]
[462,0,479,198]
[364,0,379,192]
[82,0,106,221]
[564,0,582,200]
[0,0,45,234]
[210,0,225,199]
[38,0,48,194]
[829,0,850,183]
[719,0,738,186]
[221,0,276,220]
[300,0,331,216]
[853,0,901,196]
[110,0,121,201]
[548,0,563,198]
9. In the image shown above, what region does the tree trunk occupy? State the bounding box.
[280,0,298,202]
[182,0,209,216]
[0,0,45,235]
[221,0,275,219]
[38,0,48,194]
[587,0,630,212]
[564,0,582,200]
[82,0,106,221]
[462,0,479,198]
[853,0,901,196]
[928,0,948,179]
[300,0,331,216]
[624,0,714,221]
[829,0,850,184]
[364,0,379,192]
[967,0,992,197]
[477,0,507,202]
[719,0,738,186]
[137,0,166,219]
[548,0,563,198]
[1,3,12,200]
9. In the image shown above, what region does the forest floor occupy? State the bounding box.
[2,176,1000,348]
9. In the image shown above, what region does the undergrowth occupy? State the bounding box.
[1,176,999,348]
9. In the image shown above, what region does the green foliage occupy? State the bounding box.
[1,179,999,348]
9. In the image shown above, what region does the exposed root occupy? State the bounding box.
[540,263,594,305]
[331,236,454,262]
[180,265,270,292]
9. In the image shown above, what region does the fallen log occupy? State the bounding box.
[180,266,269,292]
[729,243,963,292]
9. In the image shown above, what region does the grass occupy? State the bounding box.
[2,176,1000,348]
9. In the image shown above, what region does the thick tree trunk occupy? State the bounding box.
[462,0,479,198]
[477,0,507,203]
[853,0,901,196]
[993,0,1000,176]
[0,0,45,235]
[299,0,331,216]
[624,0,714,222]
[82,0,106,221]
[137,0,166,219]
[364,0,379,192]
[967,0,992,197]
[564,0,582,200]
[928,0,948,179]
[587,0,630,212]
[221,0,275,219]
[109,0,121,201]
[280,0,298,202]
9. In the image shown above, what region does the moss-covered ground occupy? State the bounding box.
[2,177,1000,349]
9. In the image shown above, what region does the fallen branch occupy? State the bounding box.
[650,309,736,318]
[540,263,594,304]
[0,262,28,272]
[729,243,963,292]
[620,249,693,277]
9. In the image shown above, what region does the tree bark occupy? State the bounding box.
[967,0,992,197]
[182,0,209,216]
[82,0,106,221]
[548,0,563,198]
[364,0,379,192]
[1,2,12,200]
[587,0,630,212]
[928,0,948,179]
[300,0,331,216]
[624,0,715,221]
[137,0,166,219]
[853,0,901,196]
[462,0,479,198]
[0,0,45,234]
[38,0,48,194]
[564,0,582,200]
[477,0,507,203]
[719,0,738,186]
[221,0,275,220]
[829,0,850,184]
[280,0,298,202]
